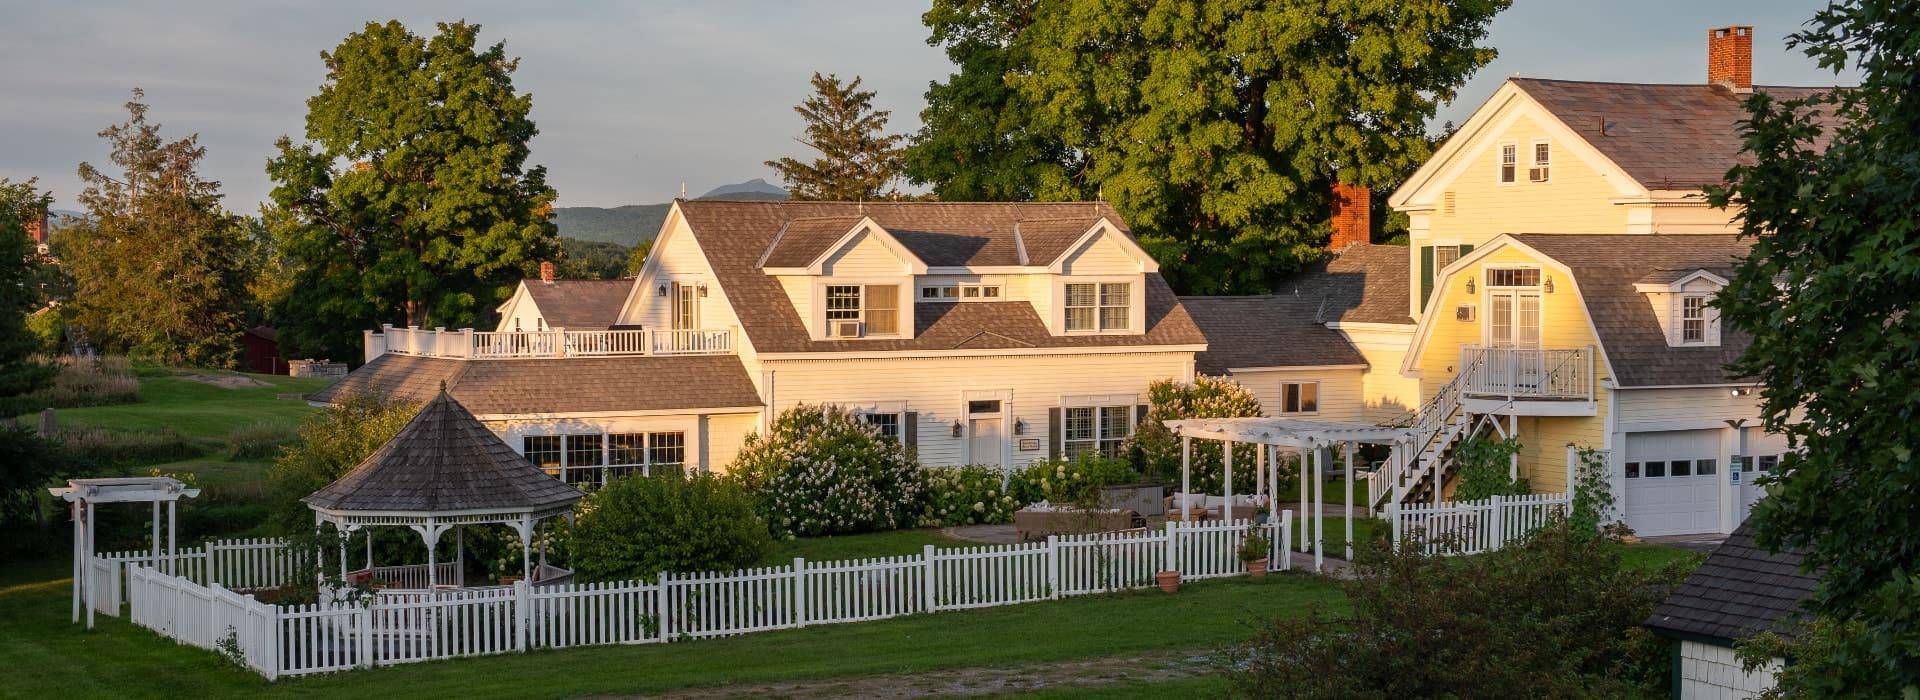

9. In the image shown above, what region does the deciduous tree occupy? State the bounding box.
[268,20,558,360]
[0,178,56,403]
[765,73,908,201]
[908,0,1507,293]
[1711,1,1920,694]
[59,91,251,368]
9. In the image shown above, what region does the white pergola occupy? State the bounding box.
[1165,418,1417,572]
[48,476,201,628]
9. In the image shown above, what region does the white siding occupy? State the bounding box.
[776,275,812,336]
[1679,640,1780,699]
[1227,368,1366,423]
[1060,232,1140,275]
[619,216,746,339]
[495,285,546,332]
[1615,387,1767,430]
[485,411,760,475]
[1335,324,1421,423]
[822,229,910,276]
[763,352,1191,467]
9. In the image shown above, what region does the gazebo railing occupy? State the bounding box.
[350,562,462,590]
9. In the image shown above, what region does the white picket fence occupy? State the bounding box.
[121,517,1290,679]
[1390,492,1569,555]
[89,538,303,618]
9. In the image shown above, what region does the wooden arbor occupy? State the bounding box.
[49,476,200,628]
[1163,417,1416,572]
[303,388,584,590]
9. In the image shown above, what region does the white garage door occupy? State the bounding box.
[1625,430,1722,536]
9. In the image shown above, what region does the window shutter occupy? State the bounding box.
[1135,404,1149,427]
[1458,244,1474,256]
[1048,407,1062,460]
[904,412,918,448]
[1419,246,1435,311]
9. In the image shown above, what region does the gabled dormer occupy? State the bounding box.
[1634,268,1726,347]
[1038,218,1157,336]
[759,216,923,341]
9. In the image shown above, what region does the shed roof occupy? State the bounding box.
[304,389,584,514]
[1646,521,1819,644]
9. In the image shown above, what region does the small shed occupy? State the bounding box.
[1644,521,1819,698]
[304,387,584,589]
[241,325,283,375]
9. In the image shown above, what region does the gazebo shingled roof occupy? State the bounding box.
[304,388,583,516]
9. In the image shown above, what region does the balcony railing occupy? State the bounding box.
[366,325,733,361]
[1459,345,1593,401]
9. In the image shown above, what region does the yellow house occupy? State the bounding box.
[1380,25,1834,537]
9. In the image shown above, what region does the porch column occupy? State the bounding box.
[1508,413,1519,481]
[1223,440,1234,519]
[424,519,438,589]
[455,526,465,587]
[521,516,533,582]
[1180,435,1192,521]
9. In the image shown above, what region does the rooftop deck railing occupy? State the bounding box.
[365,325,733,361]
[1458,345,1593,401]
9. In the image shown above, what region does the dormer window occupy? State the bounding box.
[1680,295,1708,344]
[826,284,899,337]
[1529,141,1551,182]
[1066,282,1130,332]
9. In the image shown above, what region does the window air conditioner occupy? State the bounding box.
[831,319,865,338]
[1455,304,1477,322]
[1528,167,1549,183]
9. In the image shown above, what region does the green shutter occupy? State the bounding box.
[1048,407,1063,460]
[1458,244,1474,256]
[1419,246,1435,311]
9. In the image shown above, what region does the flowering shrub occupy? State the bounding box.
[1128,375,1264,492]
[729,404,925,538]
[569,474,771,582]
[918,465,1021,526]
[1009,453,1141,507]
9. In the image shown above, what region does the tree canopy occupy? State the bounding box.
[59,91,251,368]
[1712,1,1920,694]
[0,178,56,403]
[908,0,1506,293]
[267,20,558,360]
[765,73,908,201]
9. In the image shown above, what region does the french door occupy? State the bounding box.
[1485,290,1543,392]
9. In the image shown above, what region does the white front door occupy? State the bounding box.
[1624,430,1722,536]
[969,417,1004,469]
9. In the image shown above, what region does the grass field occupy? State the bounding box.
[57,370,333,440]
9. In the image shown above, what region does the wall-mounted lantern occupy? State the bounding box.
[1465,277,1476,294]
[951,420,964,438]
[698,284,709,298]
[656,284,669,297]
[1014,418,1027,436]
[1544,275,1555,294]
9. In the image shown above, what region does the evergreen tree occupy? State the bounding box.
[59,90,250,368]
[0,178,56,405]
[765,73,908,201]
[908,0,1507,293]
[1712,1,1920,694]
[267,20,558,360]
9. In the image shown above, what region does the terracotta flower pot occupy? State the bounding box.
[1247,558,1269,578]
[1155,570,1181,593]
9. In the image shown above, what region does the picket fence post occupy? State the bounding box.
[920,546,936,613]
[514,579,530,652]
[658,570,673,641]
[1045,536,1060,600]
[357,603,373,668]
[793,558,808,627]
[1492,494,1505,548]
[1163,520,1177,573]
[268,603,283,680]
[207,581,220,651]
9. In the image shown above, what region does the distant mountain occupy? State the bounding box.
[47,209,86,229]
[551,203,672,246]
[551,179,788,245]
[698,178,787,200]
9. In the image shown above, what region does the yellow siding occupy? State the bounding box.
[763,352,1191,468]
[822,229,909,276]
[776,275,812,334]
[1229,368,1367,423]
[1338,326,1421,422]
[1060,232,1139,275]
[1416,245,1613,493]
[704,412,760,474]
[1418,111,1631,247]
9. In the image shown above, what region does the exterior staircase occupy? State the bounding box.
[1368,366,1477,510]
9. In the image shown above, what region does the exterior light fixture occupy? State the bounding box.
[698,284,709,298]
[656,284,668,297]
[951,420,964,438]
[1730,387,1753,397]
[1465,278,1475,294]
[1544,275,1555,293]
[1014,418,1027,436]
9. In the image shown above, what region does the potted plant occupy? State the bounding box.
[1155,569,1181,593]
[1241,530,1272,578]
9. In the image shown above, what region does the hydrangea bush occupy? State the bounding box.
[1128,375,1264,492]
[729,404,925,538]
[1009,453,1141,506]
[918,465,1021,527]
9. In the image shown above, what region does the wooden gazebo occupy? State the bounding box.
[304,387,584,589]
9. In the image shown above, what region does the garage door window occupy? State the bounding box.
[1626,458,1718,479]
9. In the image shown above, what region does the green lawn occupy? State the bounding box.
[761,527,972,566]
[0,554,1342,699]
[1615,541,1704,573]
[57,371,333,441]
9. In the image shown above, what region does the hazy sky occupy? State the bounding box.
[1,1,1856,212]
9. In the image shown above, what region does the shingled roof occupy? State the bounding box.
[1511,234,1753,387]
[1182,295,1366,375]
[308,353,764,414]
[1286,244,1415,326]
[1512,78,1840,189]
[1646,521,1819,644]
[677,201,1206,353]
[304,389,584,514]
[519,279,633,330]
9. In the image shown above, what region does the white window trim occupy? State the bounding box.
[1529,139,1552,183]
[523,429,692,486]
[1677,294,1712,346]
[1480,266,1545,348]
[1061,279,1137,334]
[1497,141,1518,185]
[815,279,909,339]
[1062,403,1137,459]
[960,389,1013,467]
[917,283,1003,302]
[1276,381,1321,416]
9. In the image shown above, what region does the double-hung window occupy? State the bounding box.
[649,432,687,478]
[524,435,562,473]
[1529,141,1551,182]
[1680,295,1708,343]
[826,285,898,336]
[1279,382,1319,414]
[859,412,902,442]
[1064,405,1132,459]
[1499,143,1517,183]
[1065,282,1130,332]
[564,434,603,485]
[525,430,689,487]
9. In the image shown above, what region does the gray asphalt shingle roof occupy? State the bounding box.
[303,390,584,514]
[1182,295,1366,375]
[1512,234,1753,387]
[520,280,634,330]
[309,353,764,414]
[1646,521,1819,644]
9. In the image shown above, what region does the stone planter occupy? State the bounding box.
[1246,558,1269,578]
[1155,570,1181,593]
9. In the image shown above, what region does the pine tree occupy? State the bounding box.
[59,90,251,368]
[765,73,908,201]
[268,20,559,360]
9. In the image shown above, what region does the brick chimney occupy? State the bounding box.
[23,208,47,245]
[1329,181,1370,251]
[1708,25,1754,91]
[539,261,556,283]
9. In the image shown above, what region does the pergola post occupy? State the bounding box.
[149,501,160,573]
[1313,440,1324,573]
[167,500,177,576]
[1266,443,1279,521]
[69,500,81,624]
[1344,441,1356,561]
[1179,435,1192,521]
[1223,440,1234,520]
[1255,443,1265,511]
[1298,446,1309,552]
[84,500,95,628]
